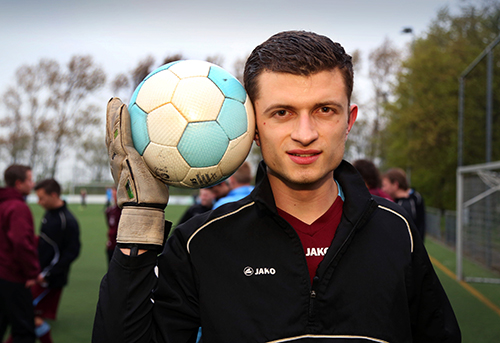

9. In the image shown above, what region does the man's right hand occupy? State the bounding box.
[106,98,170,252]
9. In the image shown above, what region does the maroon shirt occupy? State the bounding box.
[369,187,393,201]
[105,205,122,252]
[278,196,343,283]
[0,187,40,283]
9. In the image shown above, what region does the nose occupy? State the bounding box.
[290,113,319,146]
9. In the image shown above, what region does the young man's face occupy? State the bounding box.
[253,68,357,189]
[208,182,230,200]
[381,178,398,198]
[36,188,58,210]
[199,188,215,207]
[16,170,34,196]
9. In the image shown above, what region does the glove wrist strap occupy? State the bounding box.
[117,207,165,246]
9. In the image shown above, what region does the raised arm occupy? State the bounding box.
[92,98,170,342]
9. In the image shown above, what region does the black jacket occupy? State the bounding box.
[395,190,426,240]
[38,201,80,288]
[93,160,460,343]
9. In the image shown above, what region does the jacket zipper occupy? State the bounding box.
[306,200,378,328]
[308,276,319,324]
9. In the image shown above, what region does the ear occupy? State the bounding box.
[346,104,358,139]
[254,128,261,147]
[14,179,23,191]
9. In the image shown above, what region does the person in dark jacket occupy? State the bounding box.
[93,30,460,342]
[32,179,80,343]
[0,164,39,343]
[382,168,427,241]
[177,188,215,226]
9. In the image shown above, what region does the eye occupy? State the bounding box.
[274,109,289,117]
[319,106,334,114]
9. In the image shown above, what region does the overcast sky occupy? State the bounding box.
[0,0,465,182]
[1,0,465,98]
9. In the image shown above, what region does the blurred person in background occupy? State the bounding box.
[177,188,215,226]
[382,168,426,241]
[105,187,121,264]
[32,179,80,343]
[352,159,392,201]
[206,180,230,204]
[0,165,39,343]
[212,161,254,209]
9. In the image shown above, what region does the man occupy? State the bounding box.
[105,187,121,264]
[352,159,392,201]
[0,165,39,343]
[93,31,460,342]
[177,188,215,225]
[382,168,427,241]
[212,161,254,209]
[32,179,80,343]
[206,179,230,204]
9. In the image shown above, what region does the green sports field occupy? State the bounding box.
[28,203,500,343]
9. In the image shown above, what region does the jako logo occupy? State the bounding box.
[243,266,276,276]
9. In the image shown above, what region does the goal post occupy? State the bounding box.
[456,160,500,283]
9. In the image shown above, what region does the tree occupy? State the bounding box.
[45,56,106,178]
[205,54,224,67]
[344,48,377,161]
[0,55,106,179]
[111,53,185,103]
[0,87,30,163]
[367,38,401,160]
[381,0,500,209]
[232,56,247,84]
[76,128,109,182]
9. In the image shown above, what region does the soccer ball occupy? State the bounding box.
[128,60,255,189]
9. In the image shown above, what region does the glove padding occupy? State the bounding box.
[106,98,169,247]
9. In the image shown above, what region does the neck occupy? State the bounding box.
[53,198,64,209]
[269,173,337,225]
[394,188,410,198]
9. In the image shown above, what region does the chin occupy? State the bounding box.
[287,173,331,189]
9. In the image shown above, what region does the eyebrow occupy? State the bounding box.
[263,101,346,114]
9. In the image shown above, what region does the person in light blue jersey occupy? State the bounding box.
[212,161,254,209]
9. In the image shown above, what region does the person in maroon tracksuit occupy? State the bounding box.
[0,165,40,343]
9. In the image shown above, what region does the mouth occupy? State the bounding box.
[288,149,321,156]
[287,150,321,165]
[289,152,319,157]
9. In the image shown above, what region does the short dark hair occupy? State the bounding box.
[4,164,31,187]
[232,162,252,185]
[244,30,354,104]
[352,159,381,189]
[383,168,409,191]
[35,178,61,196]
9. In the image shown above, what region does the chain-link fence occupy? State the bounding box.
[426,207,456,248]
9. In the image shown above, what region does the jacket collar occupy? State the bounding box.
[334,160,377,226]
[251,160,377,226]
[0,187,26,203]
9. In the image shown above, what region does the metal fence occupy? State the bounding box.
[426,207,456,247]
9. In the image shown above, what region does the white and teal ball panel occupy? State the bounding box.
[128,60,255,188]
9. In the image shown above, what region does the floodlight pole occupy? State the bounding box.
[458,79,464,167]
[401,27,415,182]
[456,167,463,281]
[486,51,493,164]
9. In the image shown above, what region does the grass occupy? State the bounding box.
[425,238,500,343]
[28,203,189,343]
[25,204,500,343]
